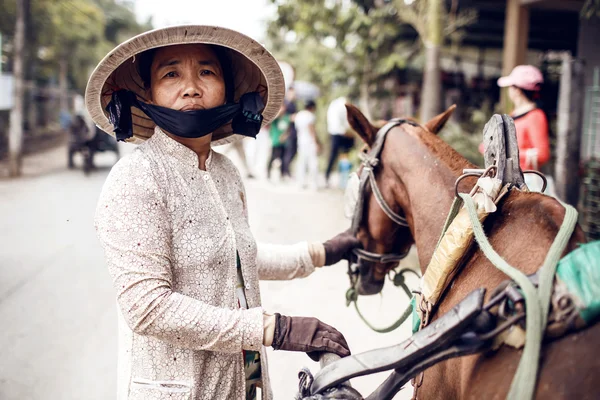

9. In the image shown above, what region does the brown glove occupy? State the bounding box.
[323,229,362,266]
[271,314,351,361]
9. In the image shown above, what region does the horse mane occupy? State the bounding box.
[404,122,574,229]
[405,123,476,177]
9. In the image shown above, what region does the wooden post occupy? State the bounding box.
[8,0,27,177]
[555,55,585,206]
[501,0,530,111]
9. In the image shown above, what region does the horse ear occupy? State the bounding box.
[345,104,378,147]
[424,104,456,134]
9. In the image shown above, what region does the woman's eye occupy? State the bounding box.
[200,70,214,76]
[164,71,177,78]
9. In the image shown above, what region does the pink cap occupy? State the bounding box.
[497,65,544,91]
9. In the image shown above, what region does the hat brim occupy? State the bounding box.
[497,76,513,88]
[85,25,284,146]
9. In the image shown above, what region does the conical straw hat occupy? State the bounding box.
[85,25,284,145]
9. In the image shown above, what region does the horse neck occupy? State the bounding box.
[388,128,473,270]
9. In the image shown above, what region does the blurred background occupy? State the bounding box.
[0,1,599,399]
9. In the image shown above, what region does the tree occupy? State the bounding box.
[391,0,476,121]
[8,0,27,177]
[0,0,152,175]
[0,0,152,93]
[268,0,476,122]
[39,1,105,109]
[581,0,600,19]
[268,0,414,118]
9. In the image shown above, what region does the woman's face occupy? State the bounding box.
[148,44,226,111]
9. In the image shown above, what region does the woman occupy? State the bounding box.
[497,65,551,191]
[86,26,358,400]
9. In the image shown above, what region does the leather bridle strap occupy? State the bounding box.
[353,248,409,264]
[345,119,420,335]
[366,166,409,227]
[351,118,416,235]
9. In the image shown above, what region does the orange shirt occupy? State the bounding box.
[513,108,550,170]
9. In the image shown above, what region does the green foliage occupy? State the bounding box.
[392,0,477,45]
[268,0,417,148]
[439,121,484,167]
[582,0,600,19]
[267,0,476,117]
[0,0,152,92]
[267,0,413,99]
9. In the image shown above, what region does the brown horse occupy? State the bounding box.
[345,104,600,399]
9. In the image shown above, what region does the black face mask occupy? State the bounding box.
[105,89,265,142]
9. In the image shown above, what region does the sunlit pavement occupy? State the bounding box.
[0,142,417,399]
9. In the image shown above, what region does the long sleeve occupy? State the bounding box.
[95,157,263,354]
[232,167,316,281]
[256,242,316,280]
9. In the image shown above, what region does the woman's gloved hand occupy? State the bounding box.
[271,313,351,361]
[323,229,361,266]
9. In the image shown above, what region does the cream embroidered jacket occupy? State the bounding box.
[95,129,316,400]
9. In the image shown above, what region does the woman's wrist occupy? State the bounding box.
[308,242,326,267]
[263,312,276,347]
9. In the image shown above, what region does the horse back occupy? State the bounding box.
[419,191,600,399]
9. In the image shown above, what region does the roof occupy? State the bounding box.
[457,0,583,53]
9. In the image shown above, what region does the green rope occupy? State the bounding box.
[537,203,579,329]
[458,193,578,400]
[348,276,414,333]
[353,297,413,334]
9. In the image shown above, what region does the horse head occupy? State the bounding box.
[345,103,456,295]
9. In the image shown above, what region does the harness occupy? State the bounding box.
[350,118,415,253]
[345,119,419,333]
[297,114,600,400]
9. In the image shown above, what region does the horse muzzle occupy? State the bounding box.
[351,248,409,296]
[357,275,385,296]
[355,260,387,295]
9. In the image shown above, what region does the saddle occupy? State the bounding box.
[482,114,526,190]
[419,114,525,322]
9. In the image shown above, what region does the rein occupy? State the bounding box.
[459,193,578,400]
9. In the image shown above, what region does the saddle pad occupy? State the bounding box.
[556,240,600,324]
[421,202,488,306]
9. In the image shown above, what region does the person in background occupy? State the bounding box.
[496,65,551,192]
[295,100,321,190]
[267,104,290,180]
[337,152,353,189]
[221,137,256,179]
[67,114,90,169]
[282,86,298,179]
[60,109,73,132]
[325,96,354,187]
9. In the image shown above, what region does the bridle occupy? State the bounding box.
[344,119,421,333]
[350,118,418,265]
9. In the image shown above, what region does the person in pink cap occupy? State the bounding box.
[497,65,551,173]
